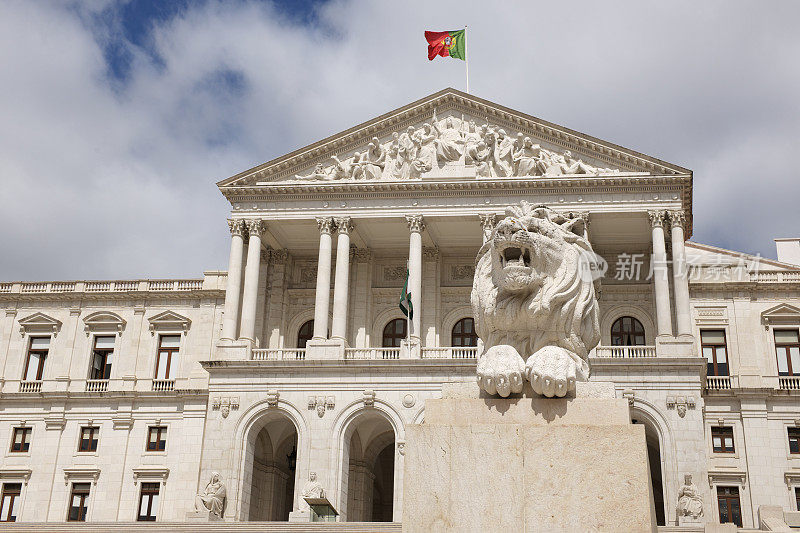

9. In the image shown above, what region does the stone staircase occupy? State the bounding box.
[0,522,402,533]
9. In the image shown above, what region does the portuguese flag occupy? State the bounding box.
[425,30,466,61]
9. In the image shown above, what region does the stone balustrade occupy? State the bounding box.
[0,277,221,295]
[593,345,657,358]
[251,348,306,361]
[85,379,109,393]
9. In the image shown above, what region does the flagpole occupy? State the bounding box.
[464,25,470,93]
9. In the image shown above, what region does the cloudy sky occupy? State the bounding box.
[1,0,798,281]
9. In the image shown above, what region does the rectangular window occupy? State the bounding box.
[796,487,800,511]
[146,426,167,452]
[67,483,90,522]
[717,486,742,527]
[712,426,735,453]
[790,428,800,454]
[137,482,159,521]
[78,427,99,452]
[23,337,49,381]
[10,428,31,453]
[0,483,21,522]
[90,336,115,380]
[775,329,800,376]
[701,330,729,377]
[155,335,180,380]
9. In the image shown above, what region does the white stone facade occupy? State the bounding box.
[1,89,800,528]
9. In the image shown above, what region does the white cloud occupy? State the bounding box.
[0,0,798,280]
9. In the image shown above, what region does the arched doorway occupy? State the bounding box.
[341,411,396,522]
[632,415,666,526]
[243,413,298,521]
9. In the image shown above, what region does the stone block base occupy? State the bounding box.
[402,382,656,533]
[185,510,223,521]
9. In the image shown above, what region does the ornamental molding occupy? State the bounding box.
[83,311,126,336]
[423,247,440,261]
[218,89,689,189]
[132,467,170,486]
[64,467,101,486]
[707,470,746,489]
[761,303,800,327]
[0,469,32,485]
[147,310,191,335]
[784,471,800,489]
[18,312,62,337]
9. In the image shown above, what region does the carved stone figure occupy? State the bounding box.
[294,163,331,181]
[361,139,385,180]
[195,472,227,517]
[677,474,703,519]
[472,202,601,397]
[432,109,465,162]
[512,137,542,176]
[493,129,515,177]
[473,141,494,177]
[299,472,324,511]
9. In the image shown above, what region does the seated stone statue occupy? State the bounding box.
[299,471,324,511]
[677,473,703,519]
[195,471,227,518]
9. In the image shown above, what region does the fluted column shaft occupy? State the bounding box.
[313,218,335,340]
[330,217,352,342]
[221,219,246,341]
[239,219,264,342]
[407,215,425,342]
[670,210,692,336]
[649,210,673,337]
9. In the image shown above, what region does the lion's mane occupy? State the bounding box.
[470,204,601,374]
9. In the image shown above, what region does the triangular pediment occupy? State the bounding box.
[219,88,690,187]
[18,312,62,336]
[762,304,800,325]
[148,310,191,334]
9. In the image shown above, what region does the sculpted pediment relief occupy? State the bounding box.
[289,109,620,183]
[220,89,689,187]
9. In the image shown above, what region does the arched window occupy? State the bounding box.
[297,320,314,349]
[611,316,646,346]
[382,319,407,348]
[452,317,478,347]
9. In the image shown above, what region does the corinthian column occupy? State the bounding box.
[313,217,335,341]
[330,217,352,343]
[669,210,692,337]
[221,219,246,341]
[406,215,425,342]
[649,210,673,338]
[239,219,265,342]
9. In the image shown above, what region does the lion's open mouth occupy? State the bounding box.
[499,245,532,268]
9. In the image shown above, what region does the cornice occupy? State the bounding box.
[218,88,690,188]
[201,359,477,375]
[0,289,225,304]
[0,389,209,402]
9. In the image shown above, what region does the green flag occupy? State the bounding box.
[399,269,413,320]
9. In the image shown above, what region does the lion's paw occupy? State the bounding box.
[524,346,579,398]
[477,344,525,397]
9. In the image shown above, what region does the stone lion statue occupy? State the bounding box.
[471,202,601,397]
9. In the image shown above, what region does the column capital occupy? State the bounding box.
[227,219,246,237]
[423,246,440,261]
[350,246,372,263]
[647,210,667,228]
[269,249,289,264]
[668,210,687,230]
[478,213,497,229]
[406,214,425,233]
[334,217,353,235]
[260,248,271,263]
[246,219,265,237]
[316,217,335,235]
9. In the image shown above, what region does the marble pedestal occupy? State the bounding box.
[402,382,656,533]
[185,510,223,522]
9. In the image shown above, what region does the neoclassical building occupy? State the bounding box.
[1,88,800,529]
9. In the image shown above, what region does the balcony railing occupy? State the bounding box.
[0,279,210,294]
[780,376,800,390]
[593,346,657,358]
[345,347,401,360]
[19,380,42,393]
[85,379,109,392]
[421,346,479,359]
[251,348,306,361]
[152,379,175,392]
[705,376,732,390]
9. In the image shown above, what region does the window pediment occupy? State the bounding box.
[63,467,100,486]
[762,304,800,327]
[83,311,126,336]
[148,310,191,335]
[18,312,62,337]
[132,466,169,486]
